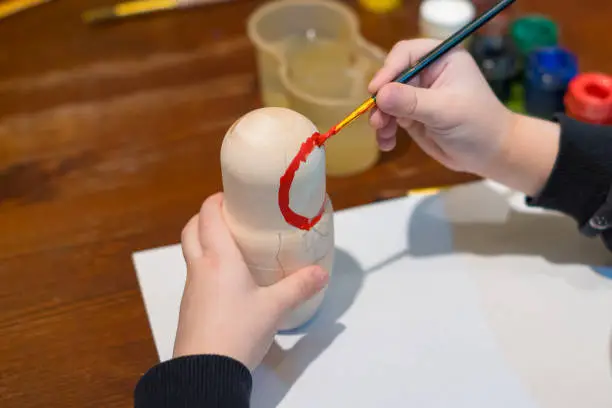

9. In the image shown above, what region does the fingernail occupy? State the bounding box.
[368,72,383,92]
[311,266,328,287]
[378,137,396,152]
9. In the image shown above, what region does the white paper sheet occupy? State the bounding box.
[133,181,612,407]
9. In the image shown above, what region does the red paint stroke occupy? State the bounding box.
[278,99,374,229]
[278,103,369,230]
[278,129,335,231]
[314,124,339,145]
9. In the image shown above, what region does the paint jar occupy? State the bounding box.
[565,73,612,124]
[524,47,578,119]
[469,34,519,103]
[509,15,559,102]
[419,0,476,43]
[247,0,385,177]
[359,0,402,14]
[510,15,559,60]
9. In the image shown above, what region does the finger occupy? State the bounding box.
[268,266,329,312]
[378,134,396,152]
[377,116,397,140]
[376,118,397,151]
[198,192,242,259]
[397,117,414,130]
[368,38,443,93]
[369,107,390,130]
[376,82,440,124]
[181,214,203,263]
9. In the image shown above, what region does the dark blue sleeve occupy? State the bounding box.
[134,355,252,408]
[526,114,612,250]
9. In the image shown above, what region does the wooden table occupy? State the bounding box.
[1,0,611,406]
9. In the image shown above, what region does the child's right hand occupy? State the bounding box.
[369,39,518,179]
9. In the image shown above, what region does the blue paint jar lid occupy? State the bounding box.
[525,47,578,90]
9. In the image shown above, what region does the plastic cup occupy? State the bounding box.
[282,42,382,176]
[247,0,358,108]
[247,0,386,177]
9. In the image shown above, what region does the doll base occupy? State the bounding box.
[277,302,324,334]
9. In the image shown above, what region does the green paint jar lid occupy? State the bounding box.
[511,15,559,56]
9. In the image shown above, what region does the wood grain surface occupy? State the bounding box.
[1,0,611,406]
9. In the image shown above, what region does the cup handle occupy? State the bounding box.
[355,36,388,63]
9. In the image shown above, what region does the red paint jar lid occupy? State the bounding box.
[565,73,612,124]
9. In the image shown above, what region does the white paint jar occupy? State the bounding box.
[419,0,476,42]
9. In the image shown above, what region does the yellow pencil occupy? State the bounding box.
[0,0,52,21]
[82,0,231,24]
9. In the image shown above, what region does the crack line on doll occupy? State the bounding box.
[275,232,287,278]
[311,248,330,266]
[311,224,329,238]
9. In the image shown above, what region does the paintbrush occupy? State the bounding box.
[82,0,232,24]
[314,0,516,145]
[0,0,52,21]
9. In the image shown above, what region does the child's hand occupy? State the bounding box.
[369,39,518,178]
[173,193,329,371]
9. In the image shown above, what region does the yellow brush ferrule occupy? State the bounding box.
[334,97,376,134]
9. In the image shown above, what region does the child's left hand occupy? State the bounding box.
[173,193,329,371]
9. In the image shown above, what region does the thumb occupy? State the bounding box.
[198,193,243,259]
[375,82,440,124]
[269,266,329,312]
